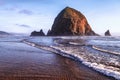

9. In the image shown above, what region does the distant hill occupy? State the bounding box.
[0,31,10,35]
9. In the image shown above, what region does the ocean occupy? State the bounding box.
[26,36,120,80]
[0,35,119,79]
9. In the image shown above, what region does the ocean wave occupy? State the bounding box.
[88,40,120,47]
[92,46,120,56]
[22,39,120,80]
[50,46,120,80]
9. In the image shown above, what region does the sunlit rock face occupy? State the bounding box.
[47,7,97,36]
[105,30,111,36]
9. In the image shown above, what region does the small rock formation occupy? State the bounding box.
[105,30,111,36]
[30,29,45,36]
[47,7,98,36]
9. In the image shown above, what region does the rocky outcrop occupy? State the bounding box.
[47,7,98,36]
[105,30,111,36]
[30,29,45,36]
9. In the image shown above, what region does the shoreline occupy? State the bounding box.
[0,36,115,80]
[22,39,116,80]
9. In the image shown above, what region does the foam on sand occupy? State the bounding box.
[23,37,120,80]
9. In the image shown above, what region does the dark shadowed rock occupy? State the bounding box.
[47,7,98,36]
[47,29,51,36]
[105,30,111,36]
[30,29,45,36]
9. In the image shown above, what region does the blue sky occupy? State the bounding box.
[0,0,120,35]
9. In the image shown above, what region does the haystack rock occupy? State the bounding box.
[30,29,45,36]
[105,30,111,36]
[47,7,97,36]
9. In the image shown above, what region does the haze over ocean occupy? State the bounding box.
[0,0,120,35]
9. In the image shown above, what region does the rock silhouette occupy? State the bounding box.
[47,7,97,36]
[30,29,45,36]
[47,29,51,36]
[105,30,111,36]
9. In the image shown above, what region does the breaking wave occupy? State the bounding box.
[92,46,120,56]
[22,37,120,80]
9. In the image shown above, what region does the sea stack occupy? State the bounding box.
[30,29,45,36]
[47,7,97,36]
[105,30,111,36]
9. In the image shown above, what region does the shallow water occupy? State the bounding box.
[26,36,120,79]
[44,36,120,80]
[0,36,115,80]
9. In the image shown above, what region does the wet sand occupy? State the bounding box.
[0,40,115,80]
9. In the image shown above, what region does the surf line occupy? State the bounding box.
[92,46,120,56]
[22,40,118,80]
[22,40,80,61]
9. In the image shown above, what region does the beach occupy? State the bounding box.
[0,36,116,80]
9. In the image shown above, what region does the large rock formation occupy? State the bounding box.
[105,30,111,36]
[47,7,97,36]
[30,29,45,36]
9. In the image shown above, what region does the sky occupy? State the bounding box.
[0,0,120,35]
